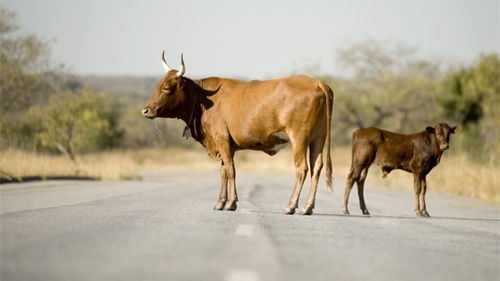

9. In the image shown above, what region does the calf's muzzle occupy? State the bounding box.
[440,143,449,151]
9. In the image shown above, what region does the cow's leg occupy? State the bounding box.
[356,167,370,215]
[284,139,308,215]
[215,135,238,211]
[223,153,238,211]
[301,138,325,215]
[413,173,424,216]
[419,177,430,217]
[214,161,228,210]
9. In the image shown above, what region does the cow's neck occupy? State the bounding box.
[178,78,214,145]
[174,77,224,146]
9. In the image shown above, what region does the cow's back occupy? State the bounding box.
[205,75,327,149]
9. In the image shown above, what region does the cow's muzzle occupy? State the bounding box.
[142,107,156,119]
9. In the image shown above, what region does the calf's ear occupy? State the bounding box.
[452,126,462,134]
[425,127,435,133]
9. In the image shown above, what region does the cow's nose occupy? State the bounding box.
[142,108,150,116]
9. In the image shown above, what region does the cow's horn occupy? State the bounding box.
[176,53,185,77]
[161,50,172,73]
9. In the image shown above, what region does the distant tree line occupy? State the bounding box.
[0,7,192,164]
[1,7,498,164]
[315,40,499,162]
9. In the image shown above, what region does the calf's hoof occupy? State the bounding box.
[361,209,370,216]
[224,201,237,211]
[213,200,226,211]
[300,206,314,216]
[420,210,430,217]
[342,208,350,215]
[283,206,296,215]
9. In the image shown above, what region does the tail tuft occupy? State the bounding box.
[326,164,333,192]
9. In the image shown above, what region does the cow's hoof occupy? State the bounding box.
[421,210,430,217]
[362,209,370,216]
[301,206,314,216]
[224,201,237,211]
[342,209,350,215]
[283,207,296,215]
[415,211,424,217]
[214,200,226,211]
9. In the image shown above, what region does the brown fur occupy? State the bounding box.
[342,123,461,217]
[143,63,333,215]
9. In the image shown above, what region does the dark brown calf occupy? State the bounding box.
[342,123,461,217]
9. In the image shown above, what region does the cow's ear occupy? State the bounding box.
[425,127,435,133]
[178,77,186,89]
[452,126,462,134]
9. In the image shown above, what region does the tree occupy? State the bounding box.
[437,54,500,160]
[28,90,112,163]
[328,40,439,144]
[0,7,53,114]
[438,54,499,127]
[0,6,61,150]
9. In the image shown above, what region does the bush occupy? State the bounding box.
[27,90,116,161]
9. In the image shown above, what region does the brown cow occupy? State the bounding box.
[142,52,334,215]
[342,123,461,217]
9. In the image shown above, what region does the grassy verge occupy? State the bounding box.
[369,153,500,204]
[1,147,498,204]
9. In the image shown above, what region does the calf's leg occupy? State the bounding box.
[301,138,325,215]
[412,173,424,216]
[284,139,308,215]
[342,168,357,215]
[343,146,374,215]
[419,177,430,217]
[356,167,370,215]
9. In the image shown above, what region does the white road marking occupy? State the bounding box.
[376,217,400,226]
[240,208,252,213]
[225,269,260,281]
[236,224,254,236]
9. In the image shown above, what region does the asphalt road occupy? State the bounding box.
[1,171,499,281]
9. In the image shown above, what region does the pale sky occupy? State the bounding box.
[3,0,499,79]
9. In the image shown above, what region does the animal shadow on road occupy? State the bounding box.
[314,213,500,222]
[237,209,499,222]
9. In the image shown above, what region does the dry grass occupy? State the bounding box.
[369,153,500,204]
[0,148,138,181]
[0,147,215,181]
[335,148,499,204]
[1,147,498,204]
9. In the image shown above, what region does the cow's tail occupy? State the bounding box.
[319,82,334,192]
